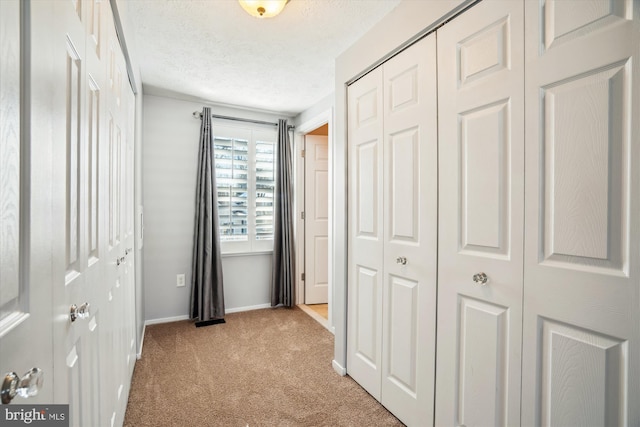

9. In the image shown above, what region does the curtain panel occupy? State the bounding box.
[271,119,296,307]
[190,106,225,322]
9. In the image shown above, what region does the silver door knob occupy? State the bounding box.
[1,368,44,404]
[70,302,90,322]
[396,256,407,265]
[473,272,488,285]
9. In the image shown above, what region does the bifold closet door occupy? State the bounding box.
[380,35,438,426]
[347,34,438,426]
[347,65,384,400]
[521,1,640,425]
[435,1,524,426]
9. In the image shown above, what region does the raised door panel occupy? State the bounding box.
[456,297,509,427]
[459,100,509,257]
[435,1,524,426]
[522,1,640,425]
[381,34,438,426]
[538,319,627,426]
[347,68,384,400]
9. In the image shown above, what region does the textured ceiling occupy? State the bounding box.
[127,0,401,115]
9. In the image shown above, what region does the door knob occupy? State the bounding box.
[396,256,407,265]
[70,302,90,322]
[1,368,44,404]
[473,272,488,285]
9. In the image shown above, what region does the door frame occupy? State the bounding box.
[294,108,333,330]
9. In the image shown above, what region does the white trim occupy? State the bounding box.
[332,359,346,376]
[225,303,271,313]
[136,323,146,360]
[294,129,306,305]
[143,303,272,328]
[298,304,333,334]
[145,314,190,326]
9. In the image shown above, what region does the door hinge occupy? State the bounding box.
[301,149,305,158]
[301,273,305,281]
[301,211,305,220]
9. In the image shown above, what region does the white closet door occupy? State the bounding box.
[435,1,525,426]
[49,1,135,426]
[522,1,640,425]
[0,0,54,406]
[380,34,438,426]
[347,67,384,400]
[50,1,108,426]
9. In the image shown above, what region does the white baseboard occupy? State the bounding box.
[226,303,271,313]
[332,359,346,376]
[145,314,190,326]
[143,304,271,328]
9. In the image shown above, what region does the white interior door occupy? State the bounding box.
[435,1,525,426]
[521,1,640,425]
[0,0,53,406]
[304,134,329,305]
[380,34,438,426]
[347,67,384,400]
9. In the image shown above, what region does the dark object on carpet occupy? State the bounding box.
[124,307,403,427]
[195,318,226,327]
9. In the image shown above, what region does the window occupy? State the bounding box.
[213,124,277,253]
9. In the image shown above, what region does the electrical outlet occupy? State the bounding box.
[176,273,186,287]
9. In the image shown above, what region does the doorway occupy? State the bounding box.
[295,110,333,333]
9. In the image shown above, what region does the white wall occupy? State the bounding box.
[294,93,334,128]
[142,94,292,322]
[332,0,471,373]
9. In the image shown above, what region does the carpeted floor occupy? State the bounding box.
[124,307,403,426]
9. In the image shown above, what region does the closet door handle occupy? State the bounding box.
[396,256,407,265]
[473,272,488,285]
[70,302,91,322]
[1,368,44,404]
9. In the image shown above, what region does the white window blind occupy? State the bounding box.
[213,124,277,253]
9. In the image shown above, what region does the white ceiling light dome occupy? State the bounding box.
[238,0,289,18]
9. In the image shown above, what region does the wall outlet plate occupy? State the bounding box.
[176,273,186,287]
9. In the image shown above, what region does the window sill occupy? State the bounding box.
[221,251,273,258]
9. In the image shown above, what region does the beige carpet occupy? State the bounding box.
[124,307,403,426]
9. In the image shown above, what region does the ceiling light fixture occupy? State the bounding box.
[238,0,289,19]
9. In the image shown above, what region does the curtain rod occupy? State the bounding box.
[193,111,295,130]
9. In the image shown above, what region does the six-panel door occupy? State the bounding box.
[435,1,525,426]
[304,134,329,304]
[380,35,438,427]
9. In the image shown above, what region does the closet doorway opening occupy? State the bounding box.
[295,109,333,333]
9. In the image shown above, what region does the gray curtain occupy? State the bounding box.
[271,119,296,307]
[190,106,225,321]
